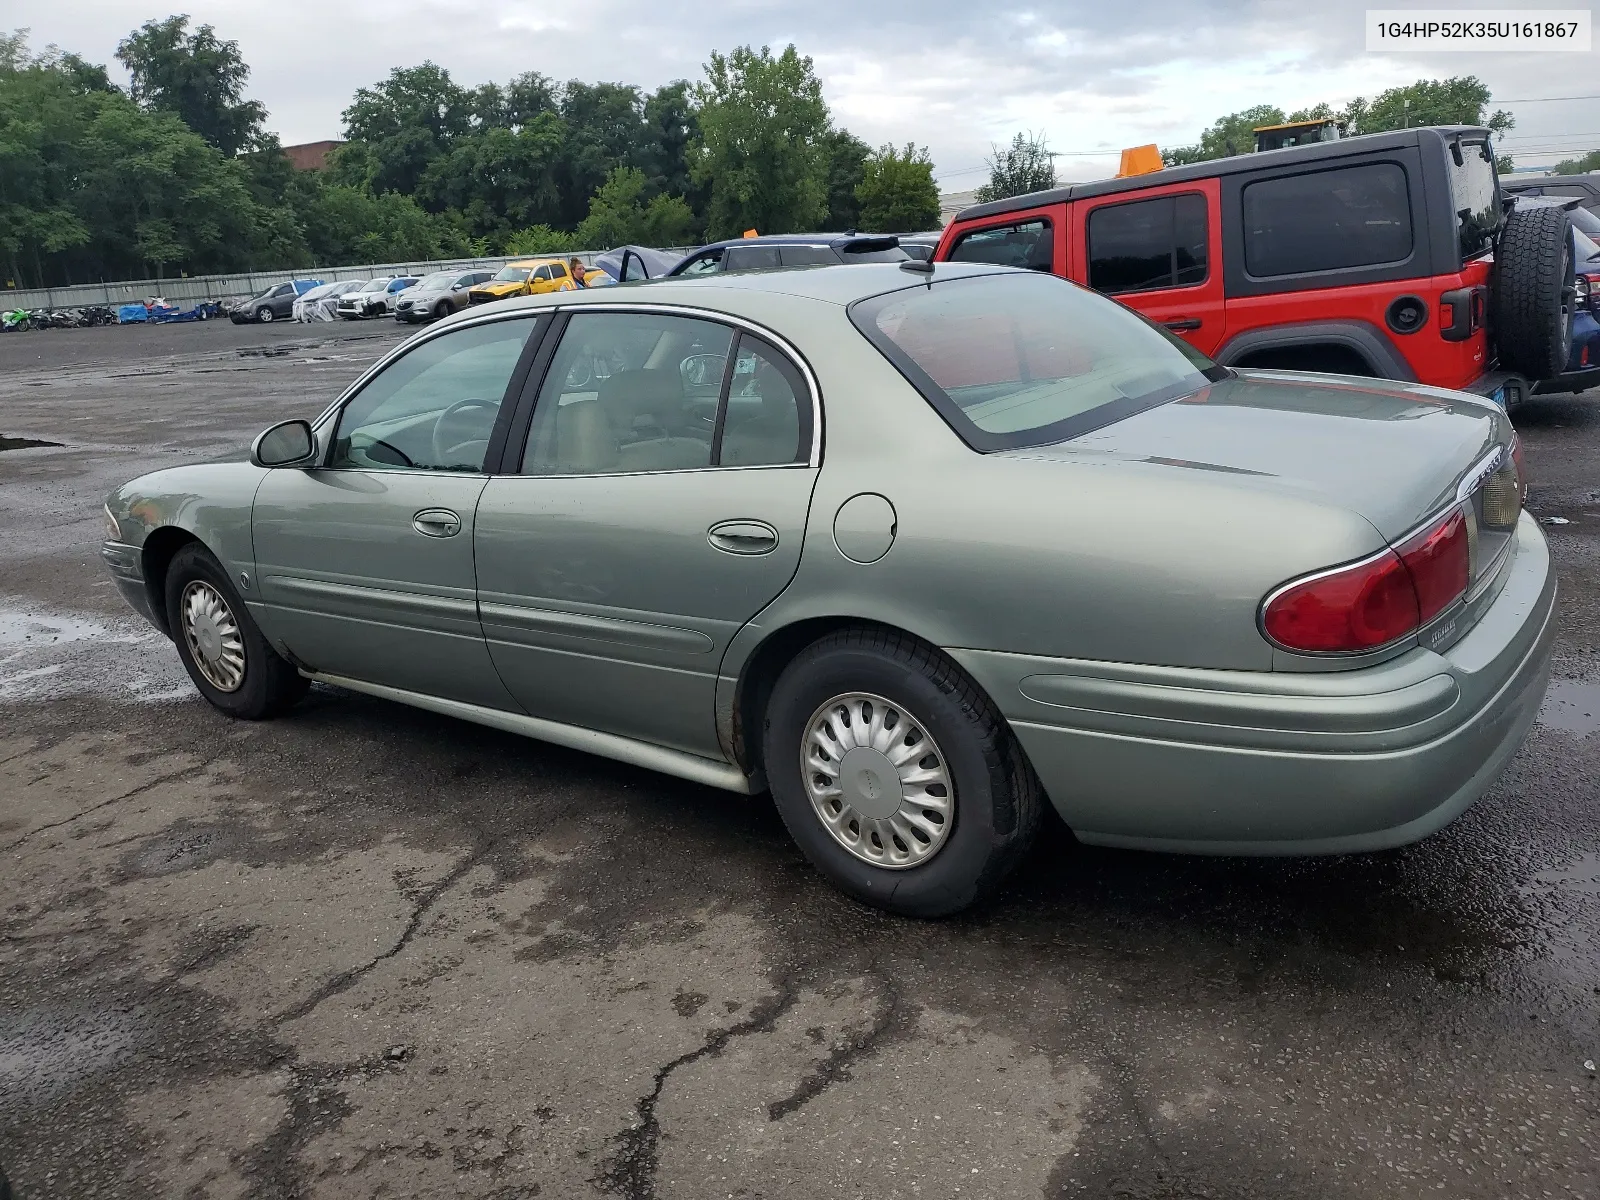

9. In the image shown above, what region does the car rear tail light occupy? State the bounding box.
[1262,508,1470,654]
[1482,437,1525,529]
[1395,509,1470,624]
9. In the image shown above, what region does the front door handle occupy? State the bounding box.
[708,520,778,556]
[413,508,462,538]
[1162,318,1203,332]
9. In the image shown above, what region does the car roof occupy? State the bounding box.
[481,260,1016,314]
[953,125,1494,224]
[690,233,894,251]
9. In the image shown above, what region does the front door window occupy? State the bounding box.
[330,318,537,473]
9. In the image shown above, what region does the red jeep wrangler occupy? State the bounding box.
[935,126,1573,408]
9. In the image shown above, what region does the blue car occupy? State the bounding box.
[1525,197,1600,396]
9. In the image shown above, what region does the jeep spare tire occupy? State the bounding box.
[1492,204,1575,381]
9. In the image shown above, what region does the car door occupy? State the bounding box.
[1072,178,1227,355]
[475,307,820,759]
[252,313,546,707]
[270,284,297,318]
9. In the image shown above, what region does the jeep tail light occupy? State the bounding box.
[1262,509,1469,654]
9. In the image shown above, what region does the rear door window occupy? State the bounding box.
[947,219,1055,271]
[1445,138,1502,262]
[779,245,837,267]
[1242,162,1413,277]
[1087,194,1208,294]
[723,245,783,272]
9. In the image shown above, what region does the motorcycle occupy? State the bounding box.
[2,307,31,332]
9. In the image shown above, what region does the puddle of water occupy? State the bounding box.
[1531,852,1600,896]
[1538,680,1600,737]
[0,604,191,703]
[0,435,63,452]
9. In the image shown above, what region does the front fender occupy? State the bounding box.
[105,461,268,631]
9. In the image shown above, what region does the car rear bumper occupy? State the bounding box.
[1532,365,1600,395]
[950,512,1556,854]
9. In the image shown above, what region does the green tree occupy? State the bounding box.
[856,142,939,232]
[974,131,1056,201]
[341,62,471,195]
[1553,149,1600,175]
[115,15,266,155]
[572,165,695,248]
[1347,76,1512,136]
[1162,105,1284,166]
[556,81,647,227]
[692,44,830,238]
[503,224,576,255]
[822,129,870,230]
[416,116,565,241]
[298,183,466,264]
[638,81,699,200]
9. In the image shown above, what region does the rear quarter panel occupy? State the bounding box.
[713,294,1385,685]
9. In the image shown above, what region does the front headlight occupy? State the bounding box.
[103,504,122,542]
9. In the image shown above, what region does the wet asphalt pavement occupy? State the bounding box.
[0,317,1596,1200]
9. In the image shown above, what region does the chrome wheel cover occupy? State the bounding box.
[181,580,246,693]
[802,692,954,869]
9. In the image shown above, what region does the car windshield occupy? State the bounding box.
[1566,204,1600,241]
[850,271,1224,452]
[493,266,533,282]
[415,272,456,288]
[359,279,389,293]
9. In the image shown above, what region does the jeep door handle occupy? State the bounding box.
[412,508,462,538]
[708,520,778,555]
[1162,318,1203,332]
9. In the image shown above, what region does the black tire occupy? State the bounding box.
[762,628,1043,917]
[164,542,307,719]
[255,306,274,324]
[1492,204,1575,380]
[434,301,450,320]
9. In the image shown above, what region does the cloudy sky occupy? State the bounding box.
[18,0,1599,185]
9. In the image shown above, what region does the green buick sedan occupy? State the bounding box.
[102,262,1555,916]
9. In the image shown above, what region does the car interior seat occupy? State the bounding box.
[720,361,800,465]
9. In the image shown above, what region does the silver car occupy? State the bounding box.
[101,263,1555,916]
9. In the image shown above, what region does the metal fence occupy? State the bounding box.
[0,250,646,312]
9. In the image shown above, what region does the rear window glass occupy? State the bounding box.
[850,272,1222,452]
[1242,162,1413,277]
[779,245,837,267]
[1447,138,1502,261]
[723,245,783,272]
[838,244,909,263]
[1087,194,1208,294]
[946,219,1054,272]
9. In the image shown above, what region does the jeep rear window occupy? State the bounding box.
[849,271,1224,452]
[1447,137,1502,261]
[1242,162,1412,277]
[1087,194,1209,294]
[946,219,1055,272]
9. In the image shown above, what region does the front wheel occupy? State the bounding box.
[762,628,1042,917]
[434,301,451,320]
[255,306,274,324]
[164,543,307,719]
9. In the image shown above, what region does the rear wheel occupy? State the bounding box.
[762,628,1042,917]
[1493,203,1575,380]
[164,543,307,719]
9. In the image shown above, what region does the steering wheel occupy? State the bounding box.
[431,398,498,469]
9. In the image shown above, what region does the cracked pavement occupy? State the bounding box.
[1,320,1598,1198]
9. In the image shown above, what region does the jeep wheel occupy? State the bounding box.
[1492,204,1575,380]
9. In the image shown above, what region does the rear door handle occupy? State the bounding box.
[708,520,778,555]
[1162,318,1203,332]
[413,508,462,538]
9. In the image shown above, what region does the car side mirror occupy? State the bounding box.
[251,419,317,468]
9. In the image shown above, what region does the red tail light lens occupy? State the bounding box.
[1395,509,1470,624]
[1263,550,1420,652]
[1263,509,1470,654]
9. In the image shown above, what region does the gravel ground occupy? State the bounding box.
[0,316,1596,1199]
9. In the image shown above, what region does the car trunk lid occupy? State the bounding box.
[1057,370,1512,543]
